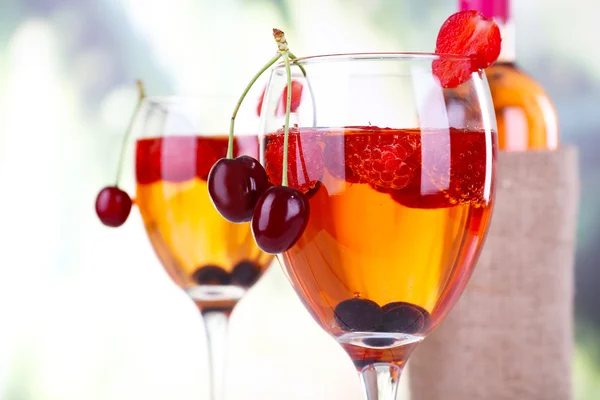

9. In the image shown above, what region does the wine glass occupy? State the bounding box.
[132,95,273,399]
[258,53,496,399]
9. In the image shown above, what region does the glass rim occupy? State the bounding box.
[273,52,472,68]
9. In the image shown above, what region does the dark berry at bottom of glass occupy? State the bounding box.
[334,298,383,332]
[363,337,396,347]
[192,265,231,285]
[231,260,261,287]
[382,301,430,334]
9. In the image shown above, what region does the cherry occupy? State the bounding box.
[96,81,145,228]
[208,155,270,223]
[251,186,310,254]
[219,29,310,253]
[95,186,132,227]
[334,298,383,332]
[192,265,231,285]
[382,302,430,335]
[231,260,262,287]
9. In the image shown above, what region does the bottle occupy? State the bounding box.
[462,0,559,151]
[408,3,577,400]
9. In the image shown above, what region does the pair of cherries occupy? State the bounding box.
[208,155,309,254]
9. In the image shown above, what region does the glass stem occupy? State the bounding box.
[201,310,230,400]
[359,363,403,400]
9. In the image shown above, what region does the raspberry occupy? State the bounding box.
[264,127,324,194]
[443,129,489,205]
[390,129,489,208]
[344,130,420,190]
[433,10,502,88]
[322,135,364,184]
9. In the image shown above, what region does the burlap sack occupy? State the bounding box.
[409,147,580,400]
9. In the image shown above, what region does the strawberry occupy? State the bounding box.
[264,127,324,194]
[343,129,421,190]
[433,10,502,88]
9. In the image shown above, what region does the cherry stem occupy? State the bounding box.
[227,53,282,159]
[115,80,146,186]
[281,51,292,187]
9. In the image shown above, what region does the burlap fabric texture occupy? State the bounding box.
[409,148,580,400]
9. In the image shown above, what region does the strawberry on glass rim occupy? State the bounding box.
[433,9,502,88]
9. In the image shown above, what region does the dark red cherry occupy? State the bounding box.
[334,298,383,332]
[231,260,262,287]
[251,186,309,254]
[382,302,430,335]
[208,155,270,223]
[95,186,132,227]
[192,265,231,285]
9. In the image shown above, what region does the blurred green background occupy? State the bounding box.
[0,0,599,399]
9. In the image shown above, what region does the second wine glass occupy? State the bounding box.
[133,95,273,400]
